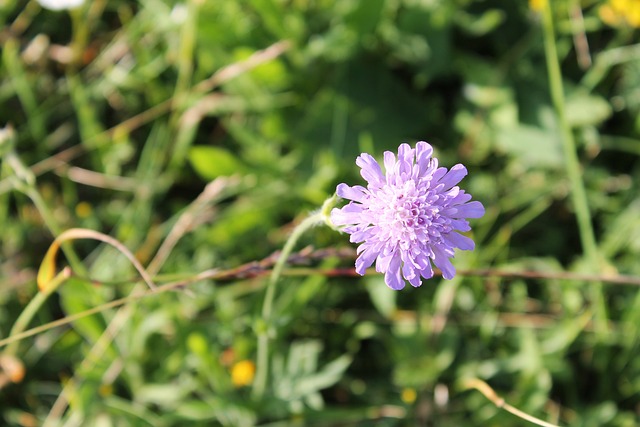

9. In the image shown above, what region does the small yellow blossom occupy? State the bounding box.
[529,0,547,12]
[75,201,92,219]
[231,360,255,387]
[599,0,640,28]
[99,383,114,396]
[401,387,417,404]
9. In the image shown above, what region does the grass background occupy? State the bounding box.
[1,0,640,425]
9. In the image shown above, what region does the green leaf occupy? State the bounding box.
[273,340,352,403]
[365,277,396,318]
[189,146,245,180]
[174,400,217,421]
[496,125,564,167]
[344,0,385,34]
[175,397,256,426]
[455,9,506,36]
[565,92,612,127]
[136,383,189,407]
[59,278,108,344]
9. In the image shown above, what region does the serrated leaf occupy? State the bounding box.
[295,354,352,397]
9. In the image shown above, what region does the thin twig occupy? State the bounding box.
[0,268,219,350]
[569,0,591,69]
[54,166,139,191]
[457,268,640,287]
[37,228,156,291]
[146,176,241,275]
[4,243,640,351]
[462,378,561,427]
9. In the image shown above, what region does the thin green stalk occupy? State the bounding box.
[2,38,47,142]
[174,0,198,99]
[6,150,87,277]
[168,0,200,171]
[4,268,71,356]
[541,2,607,333]
[252,211,326,399]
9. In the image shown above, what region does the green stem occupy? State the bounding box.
[168,0,200,172]
[541,2,607,333]
[252,210,326,399]
[6,150,87,276]
[4,269,70,356]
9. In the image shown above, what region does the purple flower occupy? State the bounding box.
[331,142,484,290]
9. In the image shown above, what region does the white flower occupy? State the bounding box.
[37,0,84,11]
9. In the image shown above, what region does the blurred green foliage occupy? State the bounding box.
[1,0,640,426]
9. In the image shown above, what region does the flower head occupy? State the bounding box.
[231,360,256,387]
[599,0,640,28]
[331,141,484,290]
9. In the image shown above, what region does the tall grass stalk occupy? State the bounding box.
[541,1,607,334]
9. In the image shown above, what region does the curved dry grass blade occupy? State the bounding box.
[37,228,156,292]
[462,378,561,427]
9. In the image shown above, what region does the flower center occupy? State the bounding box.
[368,180,441,249]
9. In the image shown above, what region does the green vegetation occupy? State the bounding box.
[1,0,640,425]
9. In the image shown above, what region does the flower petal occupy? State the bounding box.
[402,262,422,287]
[336,183,368,202]
[450,219,471,232]
[444,231,475,251]
[375,251,394,273]
[330,203,364,226]
[415,141,433,165]
[397,143,414,177]
[356,153,385,188]
[384,254,405,290]
[355,244,378,275]
[383,150,397,185]
[419,261,434,280]
[456,201,485,218]
[438,164,467,190]
[432,246,456,280]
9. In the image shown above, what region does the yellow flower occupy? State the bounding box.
[599,0,640,28]
[529,0,547,12]
[231,360,255,387]
[75,201,92,219]
[401,387,417,404]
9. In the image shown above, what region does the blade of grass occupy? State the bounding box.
[2,38,47,142]
[541,1,607,334]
